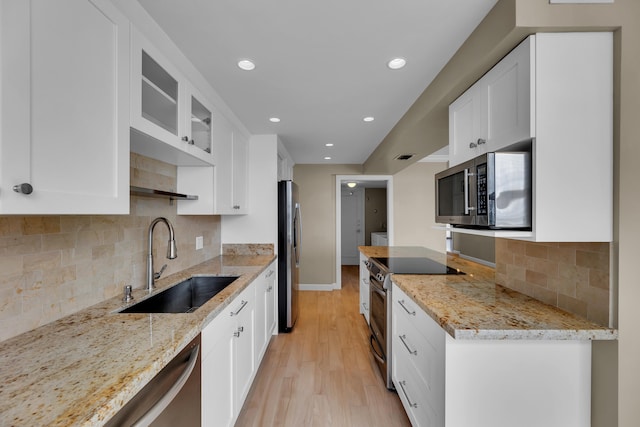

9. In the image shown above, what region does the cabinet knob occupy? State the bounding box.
[477,138,486,145]
[233,205,240,210]
[181,136,189,142]
[188,139,195,145]
[469,142,477,149]
[13,183,33,195]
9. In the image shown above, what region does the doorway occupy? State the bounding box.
[335,175,393,289]
[341,186,364,265]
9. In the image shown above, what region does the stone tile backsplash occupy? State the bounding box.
[0,153,221,342]
[495,239,611,326]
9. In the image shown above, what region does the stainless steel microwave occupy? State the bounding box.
[435,152,532,229]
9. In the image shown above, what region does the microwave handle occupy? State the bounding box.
[464,168,471,215]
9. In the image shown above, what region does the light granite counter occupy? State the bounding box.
[359,246,616,341]
[0,254,275,427]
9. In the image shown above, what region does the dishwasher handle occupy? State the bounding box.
[132,343,200,427]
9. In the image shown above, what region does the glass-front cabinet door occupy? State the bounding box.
[130,28,214,166]
[141,50,179,136]
[186,87,213,154]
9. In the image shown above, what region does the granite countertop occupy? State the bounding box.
[0,254,275,427]
[359,246,617,341]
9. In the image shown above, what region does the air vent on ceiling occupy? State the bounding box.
[394,153,415,161]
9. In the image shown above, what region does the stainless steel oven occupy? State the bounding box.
[365,255,465,390]
[367,264,392,389]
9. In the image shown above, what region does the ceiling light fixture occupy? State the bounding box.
[387,57,407,70]
[237,59,256,71]
[325,143,334,147]
[269,117,280,123]
[363,116,374,122]
[347,182,357,188]
[324,156,332,160]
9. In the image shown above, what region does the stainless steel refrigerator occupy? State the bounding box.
[278,180,301,332]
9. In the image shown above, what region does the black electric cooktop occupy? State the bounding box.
[372,256,465,275]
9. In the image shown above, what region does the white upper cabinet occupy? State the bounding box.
[0,0,130,214]
[447,32,612,242]
[449,81,487,165]
[484,37,533,153]
[449,36,533,166]
[130,28,214,166]
[177,114,249,215]
[213,120,249,215]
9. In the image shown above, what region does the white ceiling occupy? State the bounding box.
[138,0,497,165]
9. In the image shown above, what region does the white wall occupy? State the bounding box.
[221,135,278,247]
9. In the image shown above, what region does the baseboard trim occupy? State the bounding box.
[299,283,336,291]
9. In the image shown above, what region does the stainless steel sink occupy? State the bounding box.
[119,276,239,313]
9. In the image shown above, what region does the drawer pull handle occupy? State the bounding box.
[398,380,418,408]
[230,300,248,316]
[399,334,417,355]
[398,299,415,316]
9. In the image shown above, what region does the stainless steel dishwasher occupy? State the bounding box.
[105,334,201,427]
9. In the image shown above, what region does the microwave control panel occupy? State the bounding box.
[476,164,487,215]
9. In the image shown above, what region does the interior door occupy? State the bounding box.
[341,187,364,265]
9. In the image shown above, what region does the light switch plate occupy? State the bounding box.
[195,236,204,250]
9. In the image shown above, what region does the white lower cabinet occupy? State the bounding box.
[359,252,370,324]
[391,283,592,427]
[202,266,277,427]
[392,284,445,427]
[202,281,255,427]
[202,308,235,427]
[254,262,277,365]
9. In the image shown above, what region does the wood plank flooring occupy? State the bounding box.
[235,265,410,426]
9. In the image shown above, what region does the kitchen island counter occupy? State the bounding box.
[0,254,275,427]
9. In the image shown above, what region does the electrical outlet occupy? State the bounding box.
[195,236,204,250]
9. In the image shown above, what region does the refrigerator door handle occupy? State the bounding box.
[294,203,302,266]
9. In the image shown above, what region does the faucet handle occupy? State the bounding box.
[154,264,168,280]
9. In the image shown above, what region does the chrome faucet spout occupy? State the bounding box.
[146,217,177,292]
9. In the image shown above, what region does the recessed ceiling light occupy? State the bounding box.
[347,182,357,188]
[237,59,256,71]
[363,116,375,122]
[269,117,280,123]
[325,143,334,147]
[324,156,332,160]
[387,57,407,70]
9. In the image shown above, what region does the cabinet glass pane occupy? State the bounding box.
[191,96,212,153]
[141,50,178,135]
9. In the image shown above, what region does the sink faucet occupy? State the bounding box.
[146,217,178,291]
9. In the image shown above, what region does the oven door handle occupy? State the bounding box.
[369,334,386,365]
[371,284,385,298]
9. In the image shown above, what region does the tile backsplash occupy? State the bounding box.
[495,239,611,326]
[0,153,221,342]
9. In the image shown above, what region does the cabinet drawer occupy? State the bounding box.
[393,305,444,394]
[392,284,444,348]
[393,351,440,427]
[202,283,254,358]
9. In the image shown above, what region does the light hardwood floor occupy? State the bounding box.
[235,265,411,426]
